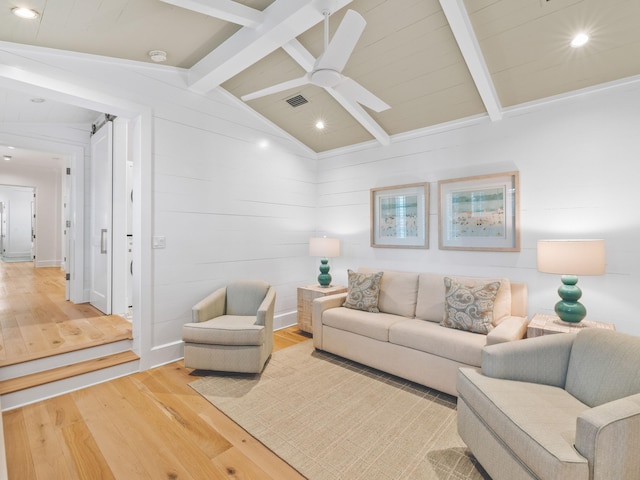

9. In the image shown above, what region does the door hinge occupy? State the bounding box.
[66,273,70,281]
[66,220,71,228]
[66,167,71,175]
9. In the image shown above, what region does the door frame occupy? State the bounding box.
[0,71,153,368]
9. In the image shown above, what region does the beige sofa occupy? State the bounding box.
[312,268,528,396]
[457,329,640,480]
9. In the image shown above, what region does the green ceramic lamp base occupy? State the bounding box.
[317,258,332,287]
[555,275,587,323]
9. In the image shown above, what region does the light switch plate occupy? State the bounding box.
[152,235,166,249]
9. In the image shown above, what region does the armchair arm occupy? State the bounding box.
[255,287,276,330]
[312,293,348,349]
[575,393,640,480]
[482,332,577,388]
[486,316,528,346]
[192,287,226,323]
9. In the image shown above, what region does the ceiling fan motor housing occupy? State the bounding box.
[311,69,343,88]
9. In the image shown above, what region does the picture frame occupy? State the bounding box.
[370,182,429,248]
[438,172,520,251]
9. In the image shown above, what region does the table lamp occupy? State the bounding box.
[537,239,605,323]
[309,237,340,287]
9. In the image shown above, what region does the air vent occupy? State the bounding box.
[286,94,308,108]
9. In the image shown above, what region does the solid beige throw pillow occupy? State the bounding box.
[343,269,384,313]
[441,277,501,334]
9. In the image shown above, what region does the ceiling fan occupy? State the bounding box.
[241,9,390,113]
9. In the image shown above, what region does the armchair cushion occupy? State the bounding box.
[458,368,590,480]
[182,315,265,346]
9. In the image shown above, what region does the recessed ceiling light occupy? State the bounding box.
[3,155,11,162]
[315,120,325,130]
[148,50,167,62]
[11,7,39,19]
[258,140,269,149]
[570,33,589,48]
[7,146,15,149]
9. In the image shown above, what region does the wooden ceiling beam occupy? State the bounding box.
[158,0,263,27]
[185,0,352,94]
[439,0,503,121]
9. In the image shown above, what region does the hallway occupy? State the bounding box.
[0,260,132,367]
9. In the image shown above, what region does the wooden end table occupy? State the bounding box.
[527,313,615,338]
[297,284,347,334]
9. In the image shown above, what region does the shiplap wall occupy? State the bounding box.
[317,81,640,335]
[2,43,639,372]
[0,44,318,364]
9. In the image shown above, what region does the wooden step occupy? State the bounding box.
[0,350,139,395]
[0,331,133,368]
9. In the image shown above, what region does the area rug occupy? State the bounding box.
[189,340,490,480]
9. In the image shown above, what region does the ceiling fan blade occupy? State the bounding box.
[333,78,390,112]
[241,75,310,101]
[315,9,366,73]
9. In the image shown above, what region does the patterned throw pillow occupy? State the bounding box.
[441,277,501,335]
[343,270,384,313]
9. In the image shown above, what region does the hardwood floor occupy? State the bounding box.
[3,326,310,480]
[0,261,132,367]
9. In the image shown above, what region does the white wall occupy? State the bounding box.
[3,42,639,373]
[0,43,318,367]
[0,162,63,266]
[316,81,640,335]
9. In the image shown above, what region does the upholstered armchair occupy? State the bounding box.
[457,329,640,480]
[182,280,276,373]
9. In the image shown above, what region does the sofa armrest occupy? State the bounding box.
[481,332,577,388]
[575,393,640,480]
[192,287,226,323]
[312,293,348,349]
[486,316,528,346]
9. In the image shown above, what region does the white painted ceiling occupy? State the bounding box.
[1,0,639,153]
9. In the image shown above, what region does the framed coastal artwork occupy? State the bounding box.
[438,172,520,251]
[370,182,429,248]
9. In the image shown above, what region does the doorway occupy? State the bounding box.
[0,185,36,263]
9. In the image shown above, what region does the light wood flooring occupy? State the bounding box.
[4,326,310,480]
[0,260,132,367]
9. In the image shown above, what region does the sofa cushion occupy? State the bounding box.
[343,270,384,313]
[389,319,486,366]
[322,307,405,342]
[441,277,501,334]
[359,268,419,318]
[458,368,590,480]
[566,329,640,407]
[415,273,512,324]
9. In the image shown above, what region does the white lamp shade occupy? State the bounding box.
[537,239,605,275]
[309,237,340,257]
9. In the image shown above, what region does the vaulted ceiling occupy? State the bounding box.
[1,0,639,153]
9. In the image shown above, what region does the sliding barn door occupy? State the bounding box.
[89,121,113,314]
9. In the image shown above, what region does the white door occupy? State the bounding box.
[90,121,113,314]
[0,202,5,257]
[30,197,35,263]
